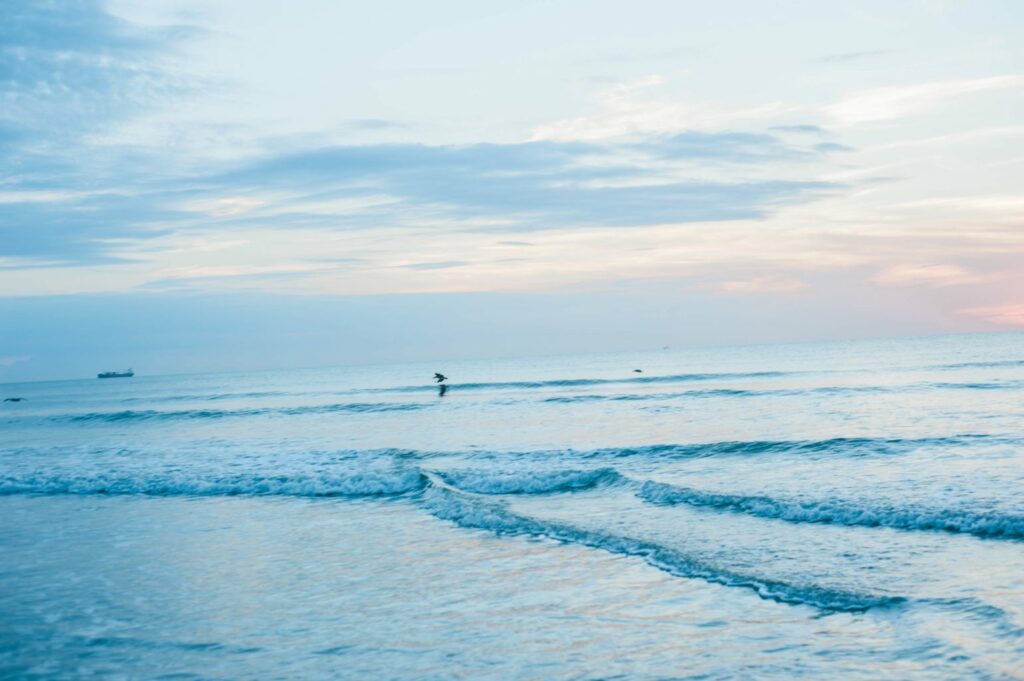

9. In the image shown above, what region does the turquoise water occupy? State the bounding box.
[2,333,1023,679]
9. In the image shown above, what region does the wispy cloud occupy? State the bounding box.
[959,304,1024,327]
[872,264,984,288]
[0,0,197,141]
[0,1,202,265]
[633,131,807,161]
[827,75,1024,125]
[0,14,833,276]
[702,276,808,296]
[769,125,827,135]
[530,76,792,142]
[2,0,1019,348]
[400,261,469,270]
[186,137,832,229]
[0,192,184,263]
[1,134,833,266]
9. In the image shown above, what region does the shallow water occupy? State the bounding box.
[2,333,1023,679]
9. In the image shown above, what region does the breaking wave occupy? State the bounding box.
[433,467,623,495]
[0,465,627,499]
[574,435,1000,460]
[0,468,428,498]
[638,481,1024,540]
[420,475,902,613]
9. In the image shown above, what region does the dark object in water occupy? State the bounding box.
[633,369,643,373]
[433,373,448,383]
[438,384,448,397]
[3,397,24,402]
[98,369,134,379]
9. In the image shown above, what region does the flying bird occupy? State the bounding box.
[433,373,448,383]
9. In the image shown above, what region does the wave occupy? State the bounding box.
[313,435,1005,463]
[419,475,901,613]
[935,359,1024,370]
[1,436,1004,468]
[541,381,1024,405]
[925,380,1024,391]
[917,597,1024,640]
[0,465,624,499]
[111,376,1024,410]
[121,373,801,402]
[376,370,796,394]
[543,389,755,403]
[433,467,623,495]
[574,435,1000,460]
[123,390,294,404]
[638,481,1024,540]
[0,468,427,498]
[58,402,431,423]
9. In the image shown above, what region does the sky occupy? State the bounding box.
[1,0,1023,381]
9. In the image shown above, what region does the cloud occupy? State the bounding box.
[0,355,31,368]
[702,276,808,296]
[814,142,854,153]
[0,0,196,141]
[138,263,332,292]
[401,261,469,270]
[0,1,203,265]
[194,152,829,248]
[770,125,826,135]
[529,76,792,142]
[0,133,832,266]
[872,264,981,287]
[633,131,805,162]
[1,19,837,275]
[203,137,830,229]
[827,75,1024,125]
[0,191,184,263]
[958,304,1024,327]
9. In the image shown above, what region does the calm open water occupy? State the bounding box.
[1,333,1023,679]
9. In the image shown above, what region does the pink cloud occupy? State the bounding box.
[872,264,981,287]
[958,304,1024,327]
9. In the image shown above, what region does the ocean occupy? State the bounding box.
[1,332,1023,679]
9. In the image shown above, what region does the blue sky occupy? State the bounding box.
[2,1,1023,380]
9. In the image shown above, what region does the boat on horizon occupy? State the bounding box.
[97,369,134,379]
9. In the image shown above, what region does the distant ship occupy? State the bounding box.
[97,369,134,379]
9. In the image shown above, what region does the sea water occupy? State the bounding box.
[1,332,1023,679]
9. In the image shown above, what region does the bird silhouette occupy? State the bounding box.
[433,373,448,383]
